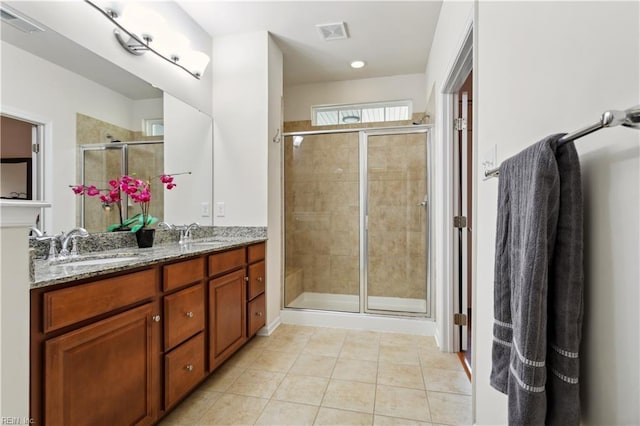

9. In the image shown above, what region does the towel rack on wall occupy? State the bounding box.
[483,105,640,180]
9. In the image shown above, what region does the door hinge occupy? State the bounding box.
[453,216,467,228]
[454,313,467,326]
[454,117,467,131]
[32,143,40,153]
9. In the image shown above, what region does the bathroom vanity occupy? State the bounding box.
[29,237,266,425]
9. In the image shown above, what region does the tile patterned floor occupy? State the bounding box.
[160,325,472,426]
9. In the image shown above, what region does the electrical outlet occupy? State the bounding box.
[201,202,210,217]
[216,202,225,217]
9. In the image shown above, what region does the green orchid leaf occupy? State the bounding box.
[131,223,143,233]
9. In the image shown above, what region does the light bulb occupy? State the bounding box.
[180,51,210,77]
[119,3,165,42]
[153,29,190,60]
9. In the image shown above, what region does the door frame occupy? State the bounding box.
[440,20,473,352]
[1,105,50,231]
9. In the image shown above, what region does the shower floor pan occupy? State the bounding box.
[288,292,427,314]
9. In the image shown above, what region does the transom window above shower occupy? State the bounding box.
[312,100,412,126]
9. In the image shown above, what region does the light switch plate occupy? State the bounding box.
[216,202,225,217]
[201,202,210,217]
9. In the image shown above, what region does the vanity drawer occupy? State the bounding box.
[248,293,266,337]
[164,332,205,408]
[164,283,205,350]
[43,269,156,333]
[163,257,204,291]
[247,260,265,300]
[247,242,266,263]
[208,248,245,276]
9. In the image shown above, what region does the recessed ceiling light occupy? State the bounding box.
[350,60,366,69]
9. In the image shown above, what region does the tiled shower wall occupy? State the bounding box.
[284,115,428,305]
[76,114,163,233]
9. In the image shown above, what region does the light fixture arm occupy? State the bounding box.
[85,0,203,79]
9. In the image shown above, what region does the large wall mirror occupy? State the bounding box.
[1,4,213,233]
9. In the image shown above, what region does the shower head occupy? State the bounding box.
[412,114,430,125]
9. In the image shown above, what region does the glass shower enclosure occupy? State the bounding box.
[79,141,164,233]
[283,126,432,316]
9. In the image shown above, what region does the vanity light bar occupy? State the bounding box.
[85,0,208,80]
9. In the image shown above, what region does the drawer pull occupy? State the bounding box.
[255,311,263,317]
[185,364,194,372]
[256,277,263,282]
[185,311,194,318]
[152,315,161,322]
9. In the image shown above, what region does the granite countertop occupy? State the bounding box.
[32,228,266,289]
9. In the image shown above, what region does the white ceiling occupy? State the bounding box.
[176,1,443,86]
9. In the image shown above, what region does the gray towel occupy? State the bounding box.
[490,134,583,425]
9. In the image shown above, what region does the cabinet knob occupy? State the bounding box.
[185,364,194,372]
[152,315,161,322]
[256,277,263,283]
[185,311,194,318]
[244,276,249,282]
[256,311,263,317]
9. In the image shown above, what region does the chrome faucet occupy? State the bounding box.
[158,222,175,230]
[176,222,200,245]
[60,228,89,257]
[185,223,200,240]
[29,226,45,237]
[36,234,62,260]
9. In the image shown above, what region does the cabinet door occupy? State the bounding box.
[209,269,247,370]
[45,303,156,426]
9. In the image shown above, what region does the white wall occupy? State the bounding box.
[474,2,639,425]
[267,36,284,329]
[6,1,212,115]
[212,31,269,227]
[284,74,427,121]
[132,99,163,133]
[163,94,213,227]
[423,0,474,351]
[0,42,148,233]
[212,31,283,331]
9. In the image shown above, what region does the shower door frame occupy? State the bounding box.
[360,127,433,317]
[282,125,434,318]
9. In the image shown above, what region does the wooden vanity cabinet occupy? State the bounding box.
[31,241,267,424]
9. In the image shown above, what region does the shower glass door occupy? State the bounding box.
[362,129,430,314]
[283,132,360,313]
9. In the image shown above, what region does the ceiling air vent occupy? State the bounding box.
[0,7,45,33]
[316,22,349,41]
